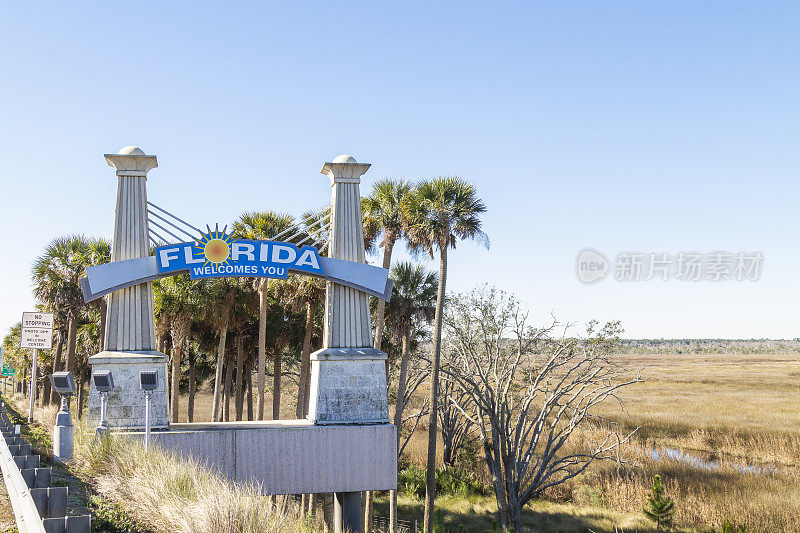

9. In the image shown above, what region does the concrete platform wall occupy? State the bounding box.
[135,421,397,495]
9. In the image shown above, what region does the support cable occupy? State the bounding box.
[147,209,202,241]
[148,218,184,243]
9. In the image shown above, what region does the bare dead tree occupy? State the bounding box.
[394,355,431,458]
[438,374,474,467]
[440,286,644,531]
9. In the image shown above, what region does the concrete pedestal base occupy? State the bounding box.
[307,348,389,424]
[52,421,73,462]
[88,351,168,429]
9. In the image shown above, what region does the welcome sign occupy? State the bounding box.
[156,229,323,280]
[83,230,392,303]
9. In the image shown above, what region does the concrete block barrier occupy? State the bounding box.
[0,403,89,533]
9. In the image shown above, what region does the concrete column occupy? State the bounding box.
[307,155,390,425]
[323,157,373,348]
[88,147,169,429]
[335,492,361,533]
[104,147,158,351]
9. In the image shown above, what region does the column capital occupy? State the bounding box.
[104,146,158,177]
[320,154,370,185]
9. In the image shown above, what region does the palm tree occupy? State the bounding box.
[386,262,437,440]
[362,179,413,352]
[47,310,68,404]
[225,292,258,421]
[2,323,25,393]
[205,278,237,421]
[31,236,93,379]
[405,177,487,533]
[273,274,324,418]
[385,262,437,531]
[362,179,413,532]
[232,211,295,420]
[75,313,102,418]
[154,275,204,423]
[83,238,111,349]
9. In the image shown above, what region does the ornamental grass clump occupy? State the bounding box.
[70,422,318,533]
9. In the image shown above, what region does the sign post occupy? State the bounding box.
[21,312,54,421]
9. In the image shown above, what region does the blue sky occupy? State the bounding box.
[1,2,798,338]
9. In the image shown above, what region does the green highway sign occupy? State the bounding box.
[1,364,16,377]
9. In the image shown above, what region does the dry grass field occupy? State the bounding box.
[177,352,800,531]
[584,352,800,531]
[600,352,800,445]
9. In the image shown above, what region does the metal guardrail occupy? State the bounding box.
[0,402,90,533]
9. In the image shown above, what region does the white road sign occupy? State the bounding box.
[20,312,54,349]
[22,312,54,330]
[21,329,53,349]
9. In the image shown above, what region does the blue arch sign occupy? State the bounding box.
[81,233,392,303]
[156,232,323,280]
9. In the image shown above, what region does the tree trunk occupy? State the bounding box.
[510,497,522,532]
[41,371,49,407]
[188,349,196,422]
[50,332,64,404]
[323,493,334,533]
[364,491,374,533]
[99,297,108,352]
[296,300,315,418]
[171,342,182,423]
[388,327,412,533]
[484,432,509,529]
[272,350,281,420]
[389,489,397,533]
[394,328,412,446]
[42,346,51,407]
[308,493,316,521]
[212,308,231,422]
[235,335,245,421]
[65,313,77,376]
[246,360,254,421]
[443,438,454,468]
[373,237,395,373]
[423,243,448,533]
[223,347,234,422]
[77,366,87,419]
[366,240,394,533]
[257,283,268,420]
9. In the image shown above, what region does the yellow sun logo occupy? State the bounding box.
[197,226,234,266]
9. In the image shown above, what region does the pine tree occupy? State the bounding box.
[643,474,675,531]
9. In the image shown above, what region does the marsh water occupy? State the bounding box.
[649,446,782,475]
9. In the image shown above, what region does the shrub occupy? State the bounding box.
[435,466,488,496]
[398,465,489,499]
[721,519,748,533]
[89,495,150,533]
[398,464,427,499]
